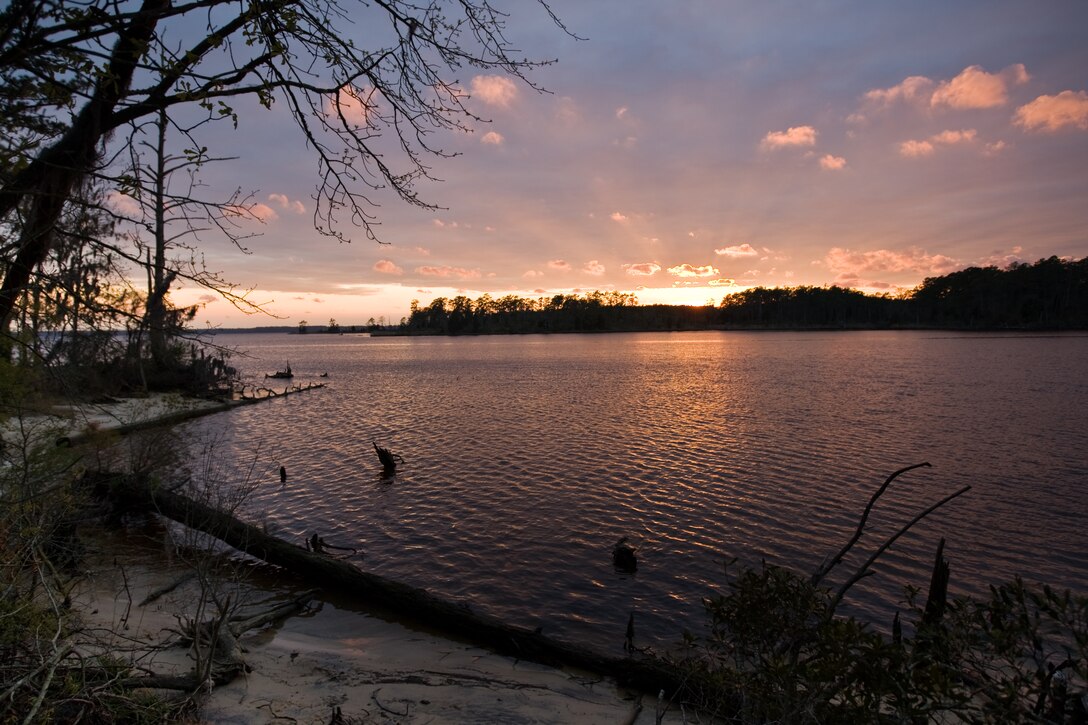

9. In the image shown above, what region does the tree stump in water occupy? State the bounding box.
[613,537,637,573]
[373,441,403,474]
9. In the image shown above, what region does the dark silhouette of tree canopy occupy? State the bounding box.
[0,0,569,339]
[403,257,1088,335]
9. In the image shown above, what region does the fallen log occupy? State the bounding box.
[89,472,702,703]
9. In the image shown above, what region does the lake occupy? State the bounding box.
[180,330,1088,653]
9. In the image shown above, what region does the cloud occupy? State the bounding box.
[931,64,1029,110]
[819,154,847,170]
[615,106,629,120]
[583,260,606,276]
[865,76,934,107]
[667,263,720,278]
[226,202,278,222]
[106,191,141,217]
[715,243,759,258]
[1014,90,1088,132]
[373,260,403,275]
[899,128,977,157]
[899,139,934,157]
[432,219,459,229]
[197,294,217,304]
[931,129,977,144]
[979,246,1025,268]
[415,265,482,280]
[824,247,959,277]
[268,193,306,214]
[865,64,1028,112]
[708,278,737,287]
[623,262,661,277]
[471,75,518,107]
[548,259,572,271]
[760,125,817,150]
[610,211,628,223]
[481,131,504,145]
[523,269,543,279]
[328,84,377,126]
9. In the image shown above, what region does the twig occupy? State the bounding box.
[828,484,971,615]
[372,687,409,716]
[811,462,931,586]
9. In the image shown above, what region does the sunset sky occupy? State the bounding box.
[158,0,1088,327]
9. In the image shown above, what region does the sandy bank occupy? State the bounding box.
[76,525,689,724]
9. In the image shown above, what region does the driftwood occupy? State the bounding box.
[92,472,691,700]
[119,589,315,692]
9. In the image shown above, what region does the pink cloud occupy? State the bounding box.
[708,278,737,287]
[979,246,1025,268]
[106,191,141,217]
[865,76,935,107]
[825,247,960,277]
[1014,90,1088,132]
[865,64,1028,112]
[667,263,719,278]
[481,131,504,145]
[373,260,403,275]
[899,128,977,157]
[415,265,482,280]
[623,262,661,277]
[715,243,759,257]
[268,193,306,214]
[471,75,518,107]
[931,64,1029,110]
[548,259,572,271]
[226,202,278,222]
[583,260,606,276]
[610,211,628,222]
[328,84,378,126]
[197,294,217,304]
[523,269,542,279]
[819,154,847,170]
[760,125,817,150]
[899,139,934,157]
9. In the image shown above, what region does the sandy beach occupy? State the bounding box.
[76,524,690,724]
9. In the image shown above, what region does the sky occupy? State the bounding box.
[147,0,1088,328]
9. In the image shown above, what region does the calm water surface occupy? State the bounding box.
[181,330,1088,652]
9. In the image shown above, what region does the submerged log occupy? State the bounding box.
[91,472,694,701]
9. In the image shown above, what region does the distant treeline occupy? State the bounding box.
[403,256,1088,334]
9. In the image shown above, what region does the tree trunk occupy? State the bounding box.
[0,0,168,348]
[147,107,172,368]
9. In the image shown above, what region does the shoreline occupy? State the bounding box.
[18,394,693,722]
[77,522,685,723]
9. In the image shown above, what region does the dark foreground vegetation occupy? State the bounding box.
[403,256,1088,334]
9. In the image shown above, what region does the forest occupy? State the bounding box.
[403,256,1088,335]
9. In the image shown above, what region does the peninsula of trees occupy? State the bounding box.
[403,256,1088,335]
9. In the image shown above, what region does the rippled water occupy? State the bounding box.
[179,330,1088,652]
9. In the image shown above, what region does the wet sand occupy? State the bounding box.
[75,525,686,724]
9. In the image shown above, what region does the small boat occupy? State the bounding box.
[266,362,293,379]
